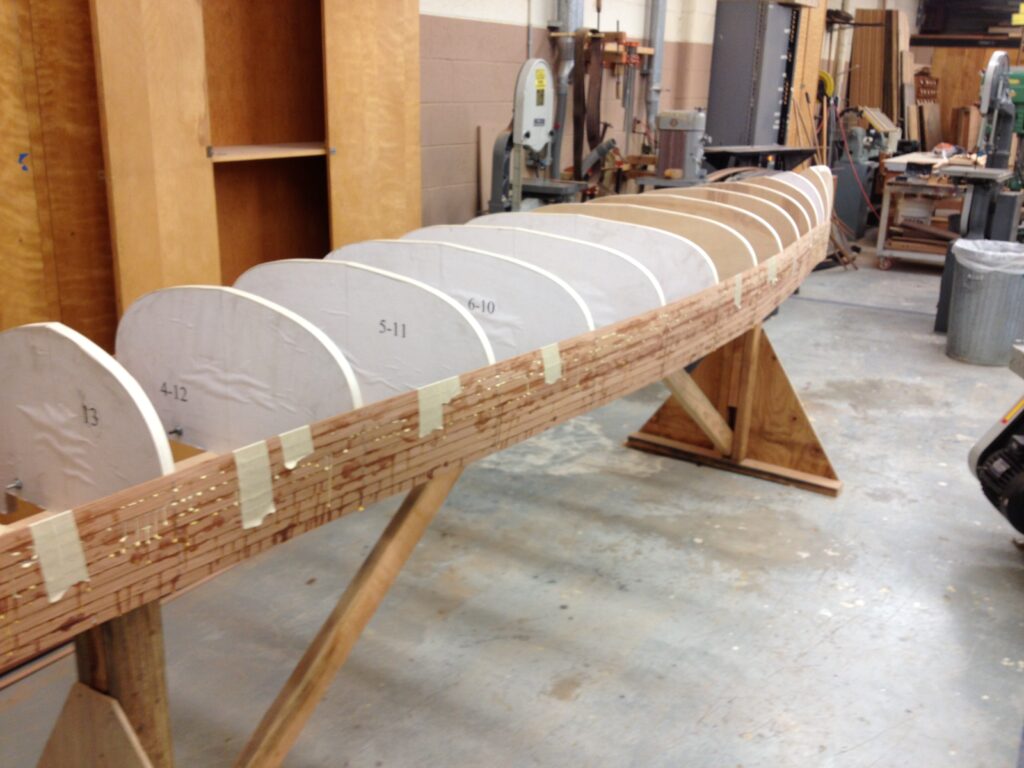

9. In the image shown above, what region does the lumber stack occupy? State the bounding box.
[914,69,940,148]
[848,10,917,143]
[885,189,962,255]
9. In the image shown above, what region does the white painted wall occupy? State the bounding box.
[419,0,719,44]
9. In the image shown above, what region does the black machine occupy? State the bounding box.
[935,51,1023,332]
[971,393,1024,533]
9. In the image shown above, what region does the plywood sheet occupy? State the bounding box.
[24,0,118,349]
[403,225,665,328]
[116,286,361,452]
[90,0,221,311]
[848,9,887,111]
[0,1,59,332]
[471,211,718,301]
[928,47,991,145]
[38,683,153,768]
[786,0,829,154]
[324,0,421,245]
[335,240,593,361]
[920,102,942,150]
[236,261,494,403]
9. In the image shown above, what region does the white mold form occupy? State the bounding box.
[0,322,174,510]
[333,239,593,360]
[469,211,717,301]
[236,260,494,404]
[117,286,362,452]
[402,224,665,327]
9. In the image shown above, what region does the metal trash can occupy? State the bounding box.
[946,239,1024,366]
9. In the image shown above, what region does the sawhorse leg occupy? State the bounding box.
[234,468,463,768]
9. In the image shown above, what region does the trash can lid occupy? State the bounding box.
[953,239,1024,274]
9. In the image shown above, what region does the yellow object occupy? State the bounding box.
[1013,12,1024,25]
[818,70,835,98]
[1003,396,1024,425]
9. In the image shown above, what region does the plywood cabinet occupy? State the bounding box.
[90,0,421,307]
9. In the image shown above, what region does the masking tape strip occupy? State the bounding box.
[540,343,562,384]
[767,257,778,285]
[234,440,275,529]
[280,424,314,470]
[418,376,462,438]
[733,274,742,308]
[29,510,89,603]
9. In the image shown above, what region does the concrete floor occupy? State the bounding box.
[3,259,1024,767]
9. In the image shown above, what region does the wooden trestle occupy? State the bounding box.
[629,325,841,496]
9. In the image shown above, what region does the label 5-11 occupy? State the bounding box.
[379,320,407,338]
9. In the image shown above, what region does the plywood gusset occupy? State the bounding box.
[629,325,841,495]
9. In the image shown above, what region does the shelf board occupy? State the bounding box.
[208,142,327,163]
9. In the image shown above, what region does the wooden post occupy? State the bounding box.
[730,324,763,462]
[628,325,842,496]
[234,468,463,768]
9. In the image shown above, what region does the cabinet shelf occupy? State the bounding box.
[208,142,327,163]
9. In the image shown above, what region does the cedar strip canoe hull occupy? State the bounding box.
[0,221,828,675]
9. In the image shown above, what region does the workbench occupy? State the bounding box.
[875,178,962,269]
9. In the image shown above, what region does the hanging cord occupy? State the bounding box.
[838,104,881,219]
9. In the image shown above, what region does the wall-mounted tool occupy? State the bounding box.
[654,110,707,184]
[489,58,585,212]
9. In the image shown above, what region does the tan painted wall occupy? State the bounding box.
[420,14,712,226]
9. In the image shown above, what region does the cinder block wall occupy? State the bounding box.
[419,0,718,226]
